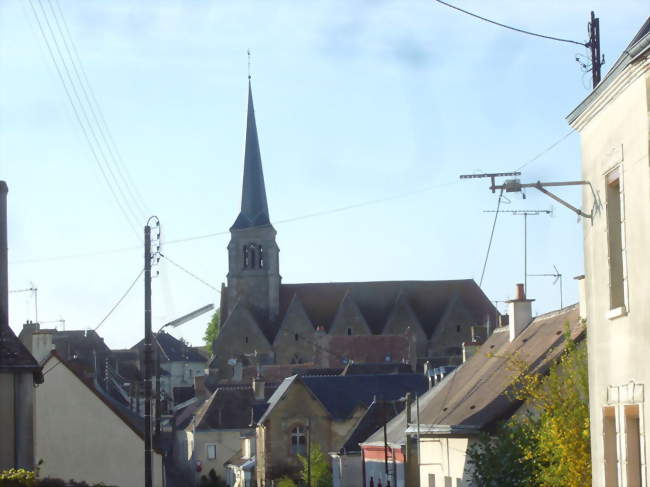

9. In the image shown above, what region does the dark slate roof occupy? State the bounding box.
[364,305,584,445]
[0,319,40,374]
[274,279,497,338]
[567,16,650,124]
[261,373,427,424]
[174,386,196,405]
[132,331,206,363]
[341,363,413,376]
[193,382,279,431]
[231,81,271,230]
[339,400,403,454]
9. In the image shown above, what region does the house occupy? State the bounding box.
[566,16,650,487]
[224,432,257,487]
[255,372,427,486]
[180,377,278,484]
[132,330,208,406]
[0,180,43,471]
[210,81,498,380]
[360,288,583,487]
[35,352,164,487]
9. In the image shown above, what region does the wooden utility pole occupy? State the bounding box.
[143,223,153,487]
[143,216,160,487]
[587,11,603,88]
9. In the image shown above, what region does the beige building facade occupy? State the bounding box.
[567,18,650,487]
[35,353,163,487]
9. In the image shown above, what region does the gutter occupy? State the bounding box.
[567,31,650,125]
[404,424,481,436]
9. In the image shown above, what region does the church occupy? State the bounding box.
[210,82,497,378]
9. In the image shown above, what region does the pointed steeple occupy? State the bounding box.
[232,81,271,230]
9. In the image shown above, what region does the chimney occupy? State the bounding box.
[404,393,412,424]
[0,182,8,330]
[462,341,480,363]
[507,284,534,341]
[194,375,207,400]
[252,375,265,401]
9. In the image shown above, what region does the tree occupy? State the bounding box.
[203,309,220,348]
[468,323,590,487]
[298,444,332,487]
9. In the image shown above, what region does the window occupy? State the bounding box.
[206,443,217,460]
[456,325,461,333]
[259,245,264,268]
[244,336,249,344]
[294,333,299,341]
[290,425,307,455]
[625,405,642,486]
[606,169,627,312]
[347,327,352,336]
[603,406,619,487]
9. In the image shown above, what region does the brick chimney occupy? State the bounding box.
[507,284,534,341]
[252,374,265,401]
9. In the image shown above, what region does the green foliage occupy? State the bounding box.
[198,469,227,487]
[276,477,298,487]
[298,445,332,487]
[0,469,36,487]
[203,309,221,347]
[468,323,591,487]
[0,469,116,487]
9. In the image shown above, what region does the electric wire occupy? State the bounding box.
[479,188,504,287]
[94,268,144,331]
[27,0,141,239]
[160,254,220,292]
[515,129,577,171]
[431,0,586,47]
[36,0,142,229]
[49,0,149,218]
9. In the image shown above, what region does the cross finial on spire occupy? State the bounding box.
[247,49,251,80]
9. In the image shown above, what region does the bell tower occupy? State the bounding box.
[226,81,280,327]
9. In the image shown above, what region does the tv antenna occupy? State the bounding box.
[9,284,38,323]
[529,265,563,309]
[483,209,552,293]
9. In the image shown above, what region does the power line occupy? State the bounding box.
[94,269,144,331]
[160,254,220,292]
[479,188,504,287]
[431,0,585,47]
[515,129,576,171]
[49,0,149,218]
[27,0,141,239]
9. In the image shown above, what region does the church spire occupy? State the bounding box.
[231,81,271,230]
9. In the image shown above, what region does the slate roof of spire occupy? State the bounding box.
[231,81,271,230]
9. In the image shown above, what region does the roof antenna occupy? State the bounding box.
[247,49,252,80]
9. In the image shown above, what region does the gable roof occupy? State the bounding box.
[339,399,403,454]
[193,382,279,430]
[132,331,206,363]
[260,373,427,424]
[0,318,41,377]
[363,304,583,445]
[272,279,496,339]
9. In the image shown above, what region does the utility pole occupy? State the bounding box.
[483,209,551,292]
[144,216,160,487]
[587,11,603,88]
[307,417,312,487]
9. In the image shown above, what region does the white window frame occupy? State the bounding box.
[206,443,217,460]
[604,166,629,318]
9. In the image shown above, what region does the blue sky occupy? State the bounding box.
[1,0,646,348]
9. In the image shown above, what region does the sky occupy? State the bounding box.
[0,0,647,349]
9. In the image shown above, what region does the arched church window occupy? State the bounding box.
[259,245,264,268]
[290,425,307,455]
[248,244,257,269]
[347,327,352,336]
[243,245,249,268]
[294,333,299,342]
[244,336,249,344]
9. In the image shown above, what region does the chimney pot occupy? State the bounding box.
[515,283,525,301]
